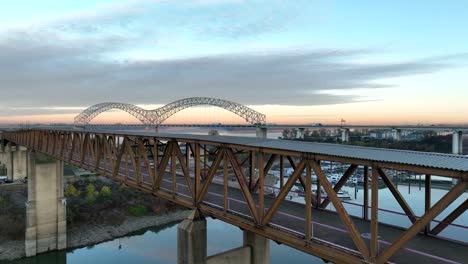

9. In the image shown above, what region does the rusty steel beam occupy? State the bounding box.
[378,181,468,263]
[197,148,225,204]
[156,142,174,188]
[262,160,306,226]
[430,199,467,236]
[370,167,379,261]
[251,153,278,192]
[4,129,468,264]
[320,164,358,208]
[225,148,260,224]
[223,150,228,211]
[424,174,431,235]
[305,162,312,241]
[258,151,265,220]
[311,160,370,260]
[174,143,194,198]
[378,168,417,224]
[363,166,369,220]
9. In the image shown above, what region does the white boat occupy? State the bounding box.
[337,190,351,200]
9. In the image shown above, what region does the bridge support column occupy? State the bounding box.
[0,144,28,181]
[452,131,463,185]
[256,127,267,139]
[298,128,305,139]
[4,144,14,180]
[452,131,463,155]
[178,212,207,264]
[392,129,402,141]
[25,151,66,257]
[243,231,269,264]
[12,146,28,180]
[341,129,350,142]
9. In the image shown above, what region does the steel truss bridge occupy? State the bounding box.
[74,97,267,126]
[2,129,468,264]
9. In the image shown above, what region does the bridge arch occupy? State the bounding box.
[74,98,266,125]
[74,102,154,125]
[154,97,266,125]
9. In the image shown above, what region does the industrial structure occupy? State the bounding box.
[1,128,467,264]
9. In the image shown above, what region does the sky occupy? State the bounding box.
[0,0,467,125]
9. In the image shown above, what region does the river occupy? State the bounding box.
[4,218,322,264]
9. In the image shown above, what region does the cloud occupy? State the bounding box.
[0,30,462,116]
[0,0,465,118]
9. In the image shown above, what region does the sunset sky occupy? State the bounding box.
[0,1,467,125]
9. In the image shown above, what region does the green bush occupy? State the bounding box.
[65,185,81,198]
[128,205,147,217]
[101,186,111,197]
[85,184,99,204]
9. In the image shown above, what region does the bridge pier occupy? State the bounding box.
[0,143,14,180]
[452,131,463,185]
[452,131,463,155]
[0,143,28,181]
[178,211,207,264]
[392,129,402,141]
[341,129,350,142]
[256,127,267,139]
[178,210,269,264]
[298,128,305,139]
[25,151,66,257]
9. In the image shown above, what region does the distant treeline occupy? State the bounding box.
[280,129,459,154]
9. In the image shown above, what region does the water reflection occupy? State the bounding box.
[5,219,323,264]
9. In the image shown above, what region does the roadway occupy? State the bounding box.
[82,155,467,264]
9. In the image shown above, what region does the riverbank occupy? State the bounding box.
[0,176,191,261]
[0,210,190,261]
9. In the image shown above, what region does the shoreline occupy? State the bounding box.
[0,210,190,261]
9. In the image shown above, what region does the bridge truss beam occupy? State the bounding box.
[74,97,266,125]
[3,129,467,264]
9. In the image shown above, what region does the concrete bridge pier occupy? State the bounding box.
[452,131,463,155]
[178,210,269,264]
[25,151,66,257]
[178,211,207,264]
[341,129,350,142]
[392,129,402,141]
[0,143,29,181]
[298,128,305,139]
[452,131,463,185]
[0,143,14,180]
[256,127,267,139]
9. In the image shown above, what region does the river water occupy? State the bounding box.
[5,218,322,264]
[4,127,466,263]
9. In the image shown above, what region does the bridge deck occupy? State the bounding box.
[197,177,468,264]
[3,129,467,263]
[113,157,468,264]
[51,129,468,173]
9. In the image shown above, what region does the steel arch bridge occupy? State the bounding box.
[74,97,266,125]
